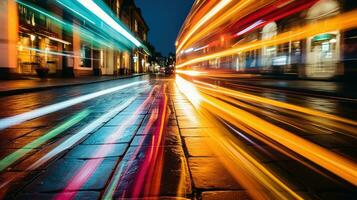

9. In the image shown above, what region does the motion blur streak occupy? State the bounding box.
[178,0,256,52]
[27,97,137,171]
[175,76,302,199]
[177,0,233,52]
[76,0,141,47]
[0,110,90,172]
[132,86,168,198]
[0,81,147,130]
[191,78,357,127]
[55,86,157,200]
[103,87,162,199]
[176,10,357,69]
[176,75,357,186]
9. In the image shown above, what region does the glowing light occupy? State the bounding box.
[177,10,357,68]
[28,97,136,170]
[77,0,141,47]
[0,110,90,172]
[55,87,158,199]
[237,20,265,36]
[177,0,232,52]
[184,48,194,53]
[48,36,71,45]
[0,81,148,130]
[56,0,95,24]
[176,75,357,186]
[17,0,65,25]
[30,35,36,41]
[176,70,208,77]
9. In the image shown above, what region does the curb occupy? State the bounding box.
[0,74,147,97]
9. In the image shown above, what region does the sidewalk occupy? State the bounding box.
[0,74,146,96]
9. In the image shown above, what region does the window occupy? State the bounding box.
[80,43,92,68]
[116,0,120,17]
[134,20,138,32]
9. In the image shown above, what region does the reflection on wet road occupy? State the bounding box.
[0,74,356,199]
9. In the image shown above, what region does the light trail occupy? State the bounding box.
[176,75,357,186]
[77,0,141,47]
[192,79,357,127]
[176,10,357,68]
[56,0,95,24]
[177,0,233,52]
[55,86,158,200]
[103,85,170,199]
[0,80,148,130]
[27,97,137,170]
[0,110,90,172]
[175,76,303,199]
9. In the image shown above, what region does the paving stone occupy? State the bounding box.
[0,172,28,198]
[175,109,198,117]
[177,116,211,129]
[188,157,242,190]
[0,136,42,149]
[83,126,137,144]
[180,128,209,137]
[184,137,215,157]
[201,190,252,200]
[174,103,195,110]
[24,158,116,192]
[106,114,145,126]
[16,191,100,200]
[131,127,181,147]
[9,119,48,129]
[0,128,35,141]
[65,143,128,159]
[167,120,178,126]
[113,145,191,197]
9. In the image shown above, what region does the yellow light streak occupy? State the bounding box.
[177,0,233,53]
[178,0,264,52]
[175,75,304,199]
[176,75,357,186]
[176,10,357,68]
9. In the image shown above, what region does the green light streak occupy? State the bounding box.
[0,110,90,172]
[56,0,95,24]
[16,0,65,25]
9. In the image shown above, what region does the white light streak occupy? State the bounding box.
[27,97,136,170]
[77,0,141,47]
[0,81,148,130]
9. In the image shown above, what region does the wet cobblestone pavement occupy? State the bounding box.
[0,75,356,199]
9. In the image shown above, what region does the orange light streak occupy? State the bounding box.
[177,0,233,53]
[176,75,357,186]
[176,10,357,68]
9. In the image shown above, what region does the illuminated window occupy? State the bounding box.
[80,43,92,68]
[116,0,120,17]
[134,20,138,32]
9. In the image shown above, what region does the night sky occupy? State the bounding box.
[135,0,195,56]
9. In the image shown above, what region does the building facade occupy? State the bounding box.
[176,0,357,80]
[0,0,149,79]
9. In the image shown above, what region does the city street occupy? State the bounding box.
[1,0,357,199]
[0,74,356,199]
